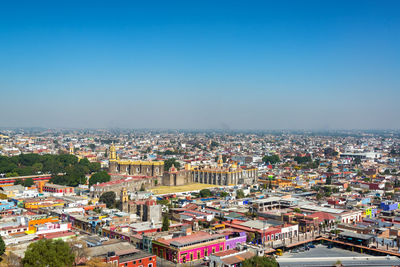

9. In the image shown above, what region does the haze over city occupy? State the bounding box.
[2,2,400,266]
[1,1,399,130]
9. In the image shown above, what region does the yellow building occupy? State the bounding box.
[24,198,65,210]
[109,144,164,176]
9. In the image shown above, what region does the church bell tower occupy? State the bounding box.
[120,187,128,212]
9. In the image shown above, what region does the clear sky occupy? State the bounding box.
[1,0,399,130]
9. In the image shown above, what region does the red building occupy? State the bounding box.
[42,183,74,195]
[108,250,156,267]
[223,219,283,244]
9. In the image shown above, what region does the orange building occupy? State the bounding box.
[28,217,59,232]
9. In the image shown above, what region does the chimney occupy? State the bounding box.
[186,227,192,236]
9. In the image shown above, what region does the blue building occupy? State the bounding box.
[380,201,398,211]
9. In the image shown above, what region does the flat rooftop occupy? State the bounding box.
[157,231,224,248]
[299,204,345,214]
[277,244,400,266]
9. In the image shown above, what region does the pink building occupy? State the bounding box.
[152,231,226,264]
[35,222,72,235]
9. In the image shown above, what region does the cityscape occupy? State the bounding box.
[1,1,400,267]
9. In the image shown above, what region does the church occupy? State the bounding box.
[108,144,164,177]
[107,145,257,187]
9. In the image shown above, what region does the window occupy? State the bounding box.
[139,259,142,263]
[212,247,215,253]
[197,251,201,259]
[148,264,153,267]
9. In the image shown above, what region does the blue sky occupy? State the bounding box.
[1,0,399,129]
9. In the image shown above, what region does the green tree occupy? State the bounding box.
[6,172,19,177]
[262,154,280,165]
[157,199,170,206]
[293,208,301,213]
[164,158,181,171]
[99,191,116,208]
[32,162,43,173]
[199,189,212,198]
[0,235,5,256]
[236,189,245,199]
[242,256,278,267]
[89,171,111,186]
[162,215,170,231]
[22,239,74,267]
[220,192,229,198]
[332,187,339,193]
[23,178,34,187]
[14,178,34,187]
[327,164,333,173]
[88,162,101,173]
[246,232,255,243]
[346,186,352,192]
[78,158,90,167]
[210,141,219,148]
[326,176,332,185]
[88,144,96,151]
[294,156,312,164]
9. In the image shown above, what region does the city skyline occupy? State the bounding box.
[1,1,399,129]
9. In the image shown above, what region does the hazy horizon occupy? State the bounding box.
[1,1,399,129]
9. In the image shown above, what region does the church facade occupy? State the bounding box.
[108,144,164,176]
[191,155,258,186]
[162,156,258,186]
[107,145,257,187]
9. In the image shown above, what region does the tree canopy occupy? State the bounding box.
[164,158,181,171]
[199,189,213,198]
[89,171,110,186]
[0,154,101,187]
[162,215,170,231]
[22,239,75,267]
[14,177,34,187]
[262,154,280,164]
[294,155,312,164]
[0,235,5,256]
[326,176,332,185]
[242,256,278,267]
[99,191,116,208]
[236,189,245,199]
[220,191,229,198]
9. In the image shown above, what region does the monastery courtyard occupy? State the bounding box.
[150,183,220,195]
